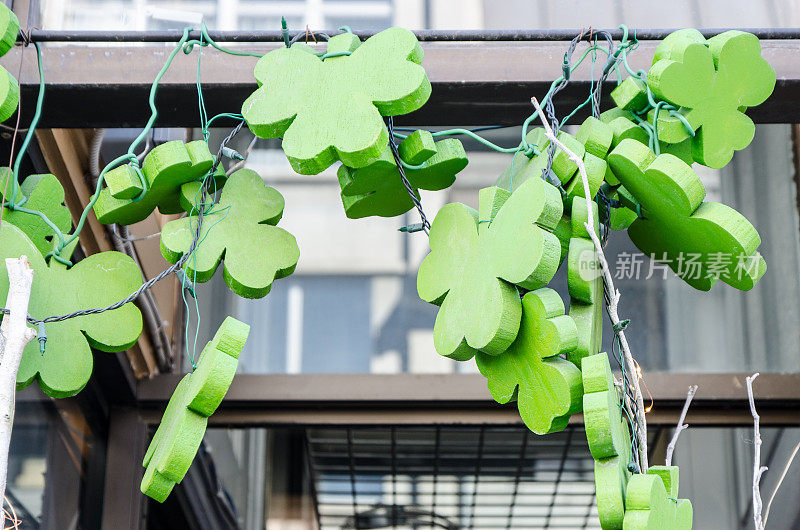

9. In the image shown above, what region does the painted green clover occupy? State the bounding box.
[566,198,603,368]
[338,132,467,219]
[160,169,300,299]
[624,466,693,529]
[647,29,776,168]
[495,122,609,209]
[608,139,766,291]
[242,28,431,175]
[0,170,72,258]
[582,352,633,529]
[0,223,143,398]
[142,316,249,502]
[476,288,581,434]
[0,3,19,123]
[417,176,562,360]
[94,140,224,225]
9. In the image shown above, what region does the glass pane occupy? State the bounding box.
[193,124,800,374]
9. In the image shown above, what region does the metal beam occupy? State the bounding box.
[19,27,800,43]
[136,373,800,427]
[2,39,798,127]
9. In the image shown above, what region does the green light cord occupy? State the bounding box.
[128,28,192,160]
[204,112,244,132]
[183,22,264,58]
[9,42,45,206]
[197,30,210,141]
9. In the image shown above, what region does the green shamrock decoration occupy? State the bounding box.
[476,288,581,434]
[417,176,563,360]
[608,139,766,291]
[624,466,693,529]
[495,123,608,210]
[160,169,300,299]
[94,140,224,225]
[141,316,250,502]
[566,198,603,368]
[582,351,632,529]
[0,223,143,398]
[0,170,72,258]
[0,3,19,122]
[242,28,431,175]
[338,132,467,218]
[647,29,775,168]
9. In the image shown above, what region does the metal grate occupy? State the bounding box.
[305,425,602,529]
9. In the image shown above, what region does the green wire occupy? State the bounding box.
[9,42,45,206]
[183,22,264,58]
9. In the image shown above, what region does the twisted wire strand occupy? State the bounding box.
[387,117,431,235]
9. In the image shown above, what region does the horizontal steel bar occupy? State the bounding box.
[2,40,799,127]
[20,28,800,43]
[136,373,800,427]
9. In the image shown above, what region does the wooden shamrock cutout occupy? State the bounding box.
[0,170,72,258]
[495,120,609,212]
[582,352,632,529]
[417,176,562,360]
[242,28,431,175]
[338,134,467,219]
[567,198,603,368]
[623,466,693,529]
[160,169,300,299]
[0,3,18,123]
[648,29,776,168]
[476,288,581,434]
[94,140,224,225]
[0,223,143,397]
[141,316,250,502]
[608,139,766,291]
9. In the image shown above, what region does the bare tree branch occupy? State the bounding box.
[0,257,36,530]
[746,373,767,530]
[530,97,649,473]
[665,385,698,466]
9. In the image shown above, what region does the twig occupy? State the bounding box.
[530,96,649,473]
[746,373,767,530]
[763,439,800,527]
[0,257,36,530]
[665,385,698,466]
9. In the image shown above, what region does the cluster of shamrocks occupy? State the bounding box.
[0,20,775,521]
[240,26,774,528]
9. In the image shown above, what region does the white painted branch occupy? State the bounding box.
[763,439,800,528]
[0,257,35,529]
[747,373,767,530]
[665,385,698,466]
[530,97,649,473]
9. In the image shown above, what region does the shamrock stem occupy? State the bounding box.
[530,97,650,474]
[0,256,36,527]
[665,385,698,466]
[746,373,767,530]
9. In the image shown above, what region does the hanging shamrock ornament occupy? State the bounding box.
[160,169,300,299]
[608,139,766,291]
[476,288,582,434]
[0,170,72,258]
[94,140,225,225]
[0,3,19,122]
[417,176,563,360]
[0,224,144,398]
[566,198,603,368]
[242,28,431,175]
[338,131,468,219]
[142,316,250,502]
[647,29,776,168]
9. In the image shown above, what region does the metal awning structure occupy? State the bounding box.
[2,29,800,127]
